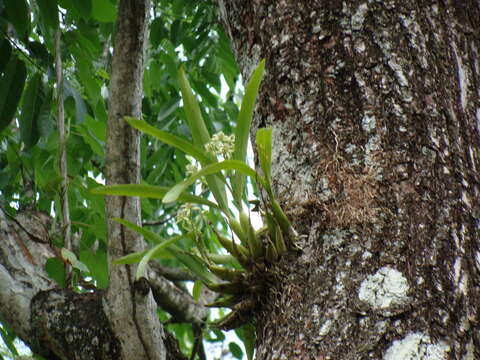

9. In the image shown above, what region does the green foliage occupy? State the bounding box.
[0,54,27,132]
[0,0,258,357]
[96,61,295,360]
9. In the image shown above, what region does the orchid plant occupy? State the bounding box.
[92,60,296,337]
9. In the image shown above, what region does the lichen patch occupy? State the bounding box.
[358,266,410,316]
[383,332,450,360]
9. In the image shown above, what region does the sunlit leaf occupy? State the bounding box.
[125,117,211,164]
[91,184,219,208]
[232,59,265,204]
[163,160,267,204]
[136,233,185,280]
[178,66,230,211]
[61,248,89,272]
[255,127,273,193]
[92,0,117,22]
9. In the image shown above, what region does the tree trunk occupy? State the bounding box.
[104,0,166,359]
[217,1,480,359]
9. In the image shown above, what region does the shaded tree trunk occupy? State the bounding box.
[218,0,480,359]
[104,0,165,359]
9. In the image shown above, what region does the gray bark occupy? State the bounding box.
[104,0,165,359]
[0,207,194,359]
[218,0,480,359]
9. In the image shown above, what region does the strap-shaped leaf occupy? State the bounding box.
[178,65,210,146]
[178,65,229,211]
[124,116,210,164]
[135,234,185,280]
[91,183,219,209]
[255,127,273,194]
[232,60,265,205]
[163,160,267,204]
[112,218,217,284]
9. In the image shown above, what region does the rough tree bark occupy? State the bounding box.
[218,0,479,359]
[103,0,165,359]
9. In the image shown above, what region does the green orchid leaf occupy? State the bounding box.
[167,245,218,284]
[124,116,210,164]
[91,184,219,209]
[178,65,210,146]
[113,250,148,265]
[178,66,229,211]
[112,217,164,244]
[135,233,185,280]
[163,160,267,204]
[111,218,217,284]
[232,59,265,205]
[255,127,273,193]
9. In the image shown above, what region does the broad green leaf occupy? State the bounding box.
[91,184,219,209]
[19,73,44,149]
[229,342,243,359]
[0,40,12,73]
[124,117,211,164]
[232,59,265,204]
[150,18,168,47]
[92,0,117,22]
[0,55,26,132]
[37,87,54,138]
[80,249,108,288]
[72,0,92,19]
[37,0,59,29]
[61,248,89,272]
[163,160,266,204]
[255,127,273,193]
[64,80,87,123]
[235,323,256,360]
[4,0,29,37]
[45,257,66,288]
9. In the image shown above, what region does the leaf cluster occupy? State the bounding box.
[94,60,297,339]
